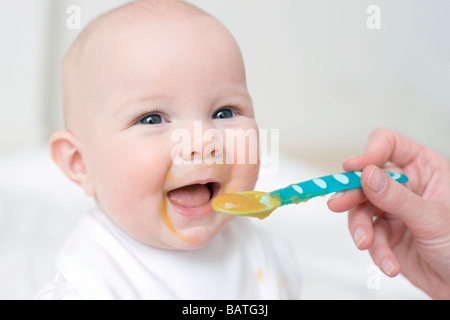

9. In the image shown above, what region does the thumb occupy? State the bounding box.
[361,166,431,234]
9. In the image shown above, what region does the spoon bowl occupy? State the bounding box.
[211,191,281,219]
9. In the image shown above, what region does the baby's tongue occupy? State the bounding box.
[168,184,211,208]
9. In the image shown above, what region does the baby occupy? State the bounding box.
[36,0,300,299]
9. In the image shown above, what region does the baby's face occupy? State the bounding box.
[78,17,259,249]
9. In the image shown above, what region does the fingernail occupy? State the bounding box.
[366,167,386,193]
[344,155,357,161]
[353,227,367,249]
[381,258,395,276]
[343,155,360,165]
[328,191,345,201]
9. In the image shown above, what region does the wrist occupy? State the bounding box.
[426,283,450,300]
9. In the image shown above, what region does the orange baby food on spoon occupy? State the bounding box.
[212,191,281,220]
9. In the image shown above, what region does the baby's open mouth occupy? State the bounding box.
[167,182,220,217]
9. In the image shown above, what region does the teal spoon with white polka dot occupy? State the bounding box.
[212,170,408,219]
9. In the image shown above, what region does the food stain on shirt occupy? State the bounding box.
[279,273,287,288]
[256,268,264,283]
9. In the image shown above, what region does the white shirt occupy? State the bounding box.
[36,209,300,299]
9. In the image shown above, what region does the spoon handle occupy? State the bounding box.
[268,170,408,206]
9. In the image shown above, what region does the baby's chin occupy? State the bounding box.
[160,209,234,251]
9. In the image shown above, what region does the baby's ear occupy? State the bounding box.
[49,131,95,197]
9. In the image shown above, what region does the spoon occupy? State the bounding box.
[212,170,408,220]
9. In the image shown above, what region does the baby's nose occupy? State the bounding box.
[174,121,224,164]
[191,122,223,162]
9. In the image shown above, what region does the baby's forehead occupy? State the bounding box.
[63,1,218,127]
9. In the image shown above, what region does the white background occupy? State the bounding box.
[1,0,447,299]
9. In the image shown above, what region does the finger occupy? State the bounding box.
[368,218,401,277]
[360,165,435,236]
[327,189,367,213]
[343,128,423,171]
[347,202,377,250]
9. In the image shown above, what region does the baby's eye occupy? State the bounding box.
[213,108,235,119]
[139,113,165,125]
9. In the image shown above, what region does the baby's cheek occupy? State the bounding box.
[222,163,259,194]
[93,142,171,208]
[222,131,260,193]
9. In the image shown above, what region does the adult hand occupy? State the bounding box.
[328,128,450,299]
